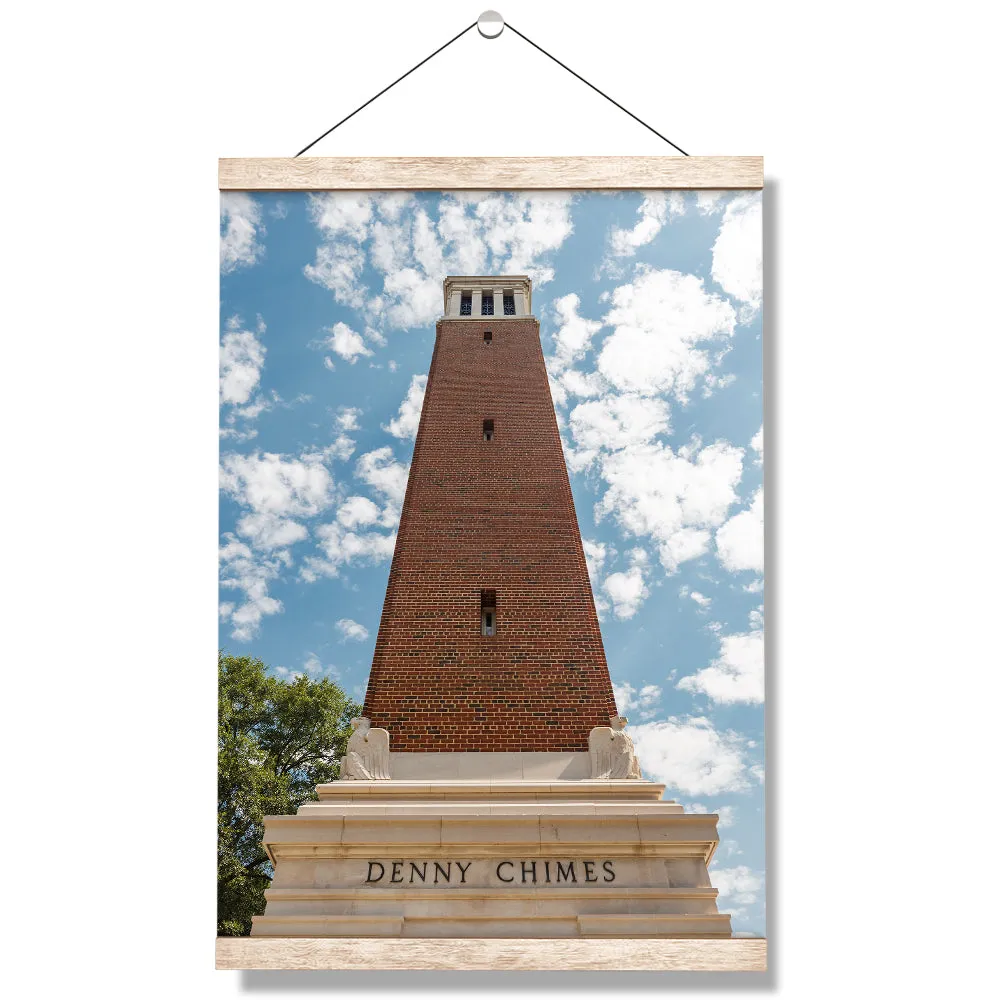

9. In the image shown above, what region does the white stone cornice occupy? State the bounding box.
[442,275,532,317]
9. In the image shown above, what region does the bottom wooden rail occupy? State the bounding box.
[216,936,767,971]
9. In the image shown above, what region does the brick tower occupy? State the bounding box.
[250,277,731,942]
[363,276,617,752]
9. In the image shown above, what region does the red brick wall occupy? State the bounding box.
[362,317,618,751]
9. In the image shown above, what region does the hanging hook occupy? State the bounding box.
[477,11,505,39]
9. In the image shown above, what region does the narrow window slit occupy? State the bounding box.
[483,330,492,343]
[481,589,497,636]
[483,419,494,442]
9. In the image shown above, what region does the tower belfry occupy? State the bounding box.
[251,277,732,940]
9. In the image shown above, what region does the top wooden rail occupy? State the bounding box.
[219,156,763,191]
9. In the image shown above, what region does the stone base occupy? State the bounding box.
[388,751,591,780]
[251,772,731,940]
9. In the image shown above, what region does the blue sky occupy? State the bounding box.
[219,189,765,935]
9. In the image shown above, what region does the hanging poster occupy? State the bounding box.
[217,160,766,970]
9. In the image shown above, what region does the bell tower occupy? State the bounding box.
[362,276,617,752]
[250,277,732,941]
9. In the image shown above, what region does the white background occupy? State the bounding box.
[3,0,998,995]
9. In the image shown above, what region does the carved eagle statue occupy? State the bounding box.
[339,716,391,780]
[588,715,642,779]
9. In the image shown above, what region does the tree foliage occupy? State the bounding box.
[217,652,360,935]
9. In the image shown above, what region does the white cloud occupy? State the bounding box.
[607,191,685,258]
[582,539,609,585]
[548,293,603,375]
[383,374,426,440]
[218,317,274,441]
[229,392,277,425]
[324,322,372,364]
[545,270,749,595]
[711,193,763,317]
[220,315,266,407]
[220,451,335,518]
[677,626,765,704]
[549,378,569,410]
[218,534,284,641]
[595,439,744,573]
[689,590,712,608]
[235,512,308,551]
[305,192,575,333]
[474,192,574,284]
[355,447,409,506]
[371,216,411,275]
[628,546,650,567]
[276,652,340,682]
[326,435,355,461]
[305,655,339,679]
[558,368,607,400]
[713,806,736,830]
[217,443,361,638]
[702,371,736,398]
[219,427,258,443]
[603,564,649,619]
[220,193,264,273]
[218,449,341,639]
[710,865,764,906]
[568,394,669,467]
[300,521,397,582]
[716,488,764,573]
[695,191,726,215]
[382,266,441,329]
[629,716,753,796]
[304,242,367,309]
[296,457,403,584]
[658,527,713,572]
[309,193,374,239]
[336,407,362,432]
[337,495,381,528]
[336,618,370,642]
[597,268,737,402]
[612,680,662,720]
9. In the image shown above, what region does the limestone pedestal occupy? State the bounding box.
[251,754,731,939]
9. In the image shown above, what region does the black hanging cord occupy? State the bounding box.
[294,21,478,157]
[294,18,688,157]
[504,23,688,156]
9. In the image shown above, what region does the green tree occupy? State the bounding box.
[217,652,360,936]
